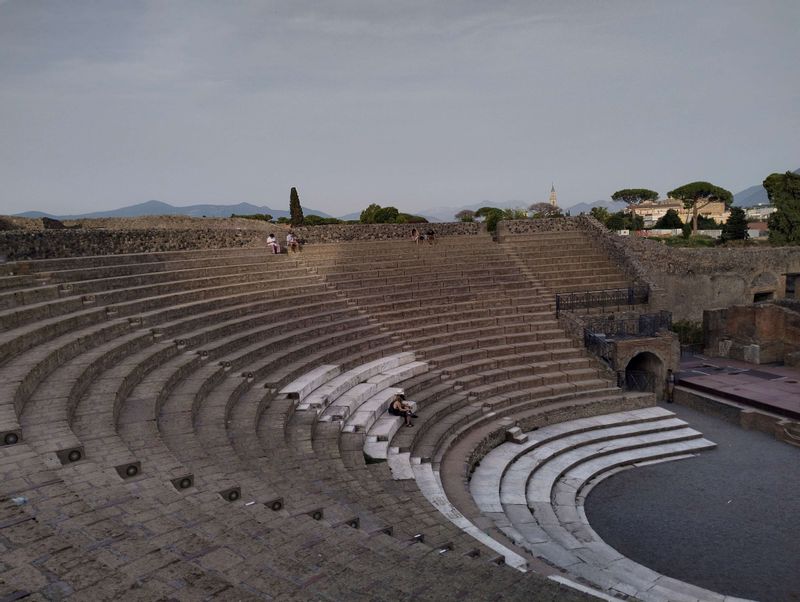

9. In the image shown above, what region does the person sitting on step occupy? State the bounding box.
[388,393,417,427]
[286,231,301,253]
[267,233,281,254]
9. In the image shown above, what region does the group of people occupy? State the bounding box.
[267,232,303,254]
[411,227,436,245]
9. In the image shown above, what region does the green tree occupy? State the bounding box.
[474,206,505,232]
[455,209,475,222]
[289,187,304,227]
[589,206,611,225]
[720,207,749,242]
[610,188,659,204]
[765,170,800,245]
[528,202,562,218]
[359,203,381,223]
[606,211,643,231]
[696,215,719,230]
[667,181,732,234]
[653,209,683,229]
[611,189,658,230]
[396,213,428,224]
[504,208,530,220]
[303,214,343,226]
[374,206,399,223]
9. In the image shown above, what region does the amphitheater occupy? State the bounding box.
[0,216,797,601]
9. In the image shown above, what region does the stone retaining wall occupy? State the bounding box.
[0,228,268,260]
[293,222,481,243]
[626,240,800,321]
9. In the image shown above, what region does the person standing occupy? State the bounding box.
[665,369,676,403]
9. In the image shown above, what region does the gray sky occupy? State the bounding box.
[1,1,798,217]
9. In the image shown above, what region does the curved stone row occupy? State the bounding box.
[464,408,751,602]
[1,241,600,600]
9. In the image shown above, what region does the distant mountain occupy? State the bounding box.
[734,184,769,207]
[14,200,332,220]
[565,199,627,215]
[733,168,800,207]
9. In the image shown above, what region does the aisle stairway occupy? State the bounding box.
[499,230,635,295]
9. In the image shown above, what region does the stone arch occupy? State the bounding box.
[623,351,665,398]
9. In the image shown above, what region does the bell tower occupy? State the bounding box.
[548,183,557,207]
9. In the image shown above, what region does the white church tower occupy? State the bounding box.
[548,183,558,207]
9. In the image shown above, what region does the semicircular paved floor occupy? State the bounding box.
[584,402,800,602]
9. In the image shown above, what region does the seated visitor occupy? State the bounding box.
[388,393,417,427]
[286,232,301,253]
[267,233,281,254]
[426,229,436,244]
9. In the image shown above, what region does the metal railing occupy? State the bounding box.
[624,370,656,392]
[555,285,649,317]
[584,311,672,339]
[582,311,672,364]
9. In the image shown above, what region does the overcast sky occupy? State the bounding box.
[1,1,798,217]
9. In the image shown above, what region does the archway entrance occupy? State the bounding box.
[624,352,664,395]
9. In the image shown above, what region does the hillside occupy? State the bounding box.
[14,200,332,220]
[733,168,800,207]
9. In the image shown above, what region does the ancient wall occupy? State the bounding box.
[704,303,800,365]
[0,228,269,260]
[293,222,480,243]
[624,241,800,321]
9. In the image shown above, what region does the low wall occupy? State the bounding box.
[0,228,268,260]
[625,240,800,321]
[293,222,480,243]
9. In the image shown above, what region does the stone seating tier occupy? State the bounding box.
[0,234,664,600]
[468,408,726,602]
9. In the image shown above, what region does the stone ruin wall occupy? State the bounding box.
[293,222,480,243]
[704,303,800,365]
[623,240,800,322]
[0,227,271,261]
[0,216,481,260]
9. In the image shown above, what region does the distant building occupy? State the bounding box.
[747,221,770,238]
[628,198,729,227]
[549,184,558,207]
[744,204,776,221]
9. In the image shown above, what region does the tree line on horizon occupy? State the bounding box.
[231,172,799,245]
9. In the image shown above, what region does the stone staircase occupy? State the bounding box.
[499,230,636,296]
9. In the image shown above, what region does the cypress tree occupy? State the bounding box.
[289,187,304,227]
[720,207,749,242]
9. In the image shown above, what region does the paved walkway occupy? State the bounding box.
[584,402,800,602]
[678,356,800,418]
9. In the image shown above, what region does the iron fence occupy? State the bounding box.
[624,370,656,392]
[555,285,649,317]
[582,311,672,365]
